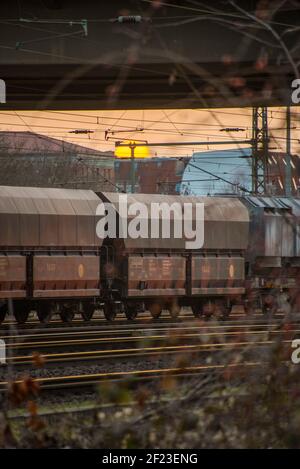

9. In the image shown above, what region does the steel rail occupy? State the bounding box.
[5,337,296,367]
[0,316,291,340]
[3,327,299,351]
[0,361,265,391]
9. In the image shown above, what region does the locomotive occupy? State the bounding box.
[0,185,299,324]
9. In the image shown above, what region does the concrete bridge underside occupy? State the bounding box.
[0,1,299,110]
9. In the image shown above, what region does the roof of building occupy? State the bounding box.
[0,131,114,158]
[181,148,300,196]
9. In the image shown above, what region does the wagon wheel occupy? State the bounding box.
[244,301,255,316]
[0,303,7,324]
[244,291,257,316]
[167,300,181,319]
[59,306,75,323]
[14,302,30,324]
[148,302,162,319]
[215,300,231,321]
[37,303,55,324]
[262,303,278,317]
[81,304,96,322]
[191,304,203,318]
[202,300,216,320]
[103,301,117,321]
[262,294,278,318]
[124,303,138,320]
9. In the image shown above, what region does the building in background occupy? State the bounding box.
[2,133,298,197]
[181,149,252,196]
[0,131,115,191]
[180,148,300,196]
[268,152,300,195]
[114,157,188,194]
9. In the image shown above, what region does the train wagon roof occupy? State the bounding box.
[99,192,249,251]
[0,185,103,247]
[242,195,300,218]
[243,195,297,209]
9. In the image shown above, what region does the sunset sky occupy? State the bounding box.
[0,107,299,157]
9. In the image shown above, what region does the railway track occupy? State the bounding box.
[0,319,298,368]
[0,309,298,394]
[0,361,264,392]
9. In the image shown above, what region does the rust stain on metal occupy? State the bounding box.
[33,255,100,298]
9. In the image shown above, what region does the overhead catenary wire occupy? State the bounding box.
[0,112,253,137]
[0,106,299,157]
[0,109,252,128]
[0,4,297,194]
[180,158,252,194]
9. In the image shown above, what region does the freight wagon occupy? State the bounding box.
[0,186,299,323]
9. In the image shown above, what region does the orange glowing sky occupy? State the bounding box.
[0,107,299,157]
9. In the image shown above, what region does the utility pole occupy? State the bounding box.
[130,142,136,194]
[252,107,269,194]
[285,106,292,196]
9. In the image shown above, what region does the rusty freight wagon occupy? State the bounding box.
[98,193,249,320]
[0,186,102,323]
[1,185,299,324]
[242,196,300,315]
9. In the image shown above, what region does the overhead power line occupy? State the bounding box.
[181,158,251,194]
[115,139,253,147]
